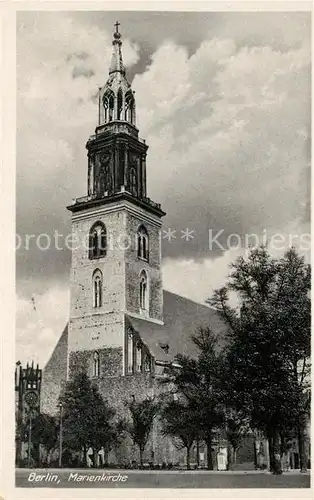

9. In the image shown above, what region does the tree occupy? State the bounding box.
[161,399,198,470]
[162,327,225,470]
[61,371,117,467]
[102,418,126,465]
[21,413,58,466]
[209,246,311,474]
[127,397,159,468]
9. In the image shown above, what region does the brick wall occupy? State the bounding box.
[69,206,127,355]
[237,435,255,463]
[95,373,185,465]
[69,313,124,354]
[41,329,238,467]
[69,347,123,379]
[124,212,163,321]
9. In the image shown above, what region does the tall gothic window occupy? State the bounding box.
[109,94,114,121]
[93,269,103,308]
[137,225,149,261]
[139,270,148,313]
[125,91,135,124]
[127,330,133,374]
[136,343,142,372]
[103,96,108,123]
[89,222,107,259]
[93,351,100,378]
[129,168,137,197]
[117,88,123,120]
[144,354,151,372]
[103,90,114,122]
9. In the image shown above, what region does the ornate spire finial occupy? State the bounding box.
[96,24,136,128]
[109,21,124,74]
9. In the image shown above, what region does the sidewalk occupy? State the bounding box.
[17,467,311,475]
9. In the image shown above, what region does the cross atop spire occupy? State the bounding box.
[109,21,124,74]
[94,24,136,129]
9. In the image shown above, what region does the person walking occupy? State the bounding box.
[98,447,105,467]
[87,447,93,467]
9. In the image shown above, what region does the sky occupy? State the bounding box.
[16,10,311,366]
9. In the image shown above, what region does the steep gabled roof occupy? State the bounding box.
[41,324,68,414]
[127,290,228,363]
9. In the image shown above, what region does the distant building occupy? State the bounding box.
[15,361,42,465]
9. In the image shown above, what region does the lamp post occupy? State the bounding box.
[58,402,63,468]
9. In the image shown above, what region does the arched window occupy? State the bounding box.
[125,91,135,124]
[139,270,148,312]
[136,343,142,372]
[93,269,103,308]
[103,96,109,123]
[109,94,114,121]
[93,351,100,378]
[144,354,151,372]
[127,330,133,374]
[103,90,114,123]
[89,222,107,259]
[137,225,149,261]
[117,88,123,120]
[129,167,137,197]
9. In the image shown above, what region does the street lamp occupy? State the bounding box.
[58,402,63,468]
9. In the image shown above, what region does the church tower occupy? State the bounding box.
[67,23,165,379]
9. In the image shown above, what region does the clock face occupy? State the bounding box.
[99,153,110,165]
[24,391,38,407]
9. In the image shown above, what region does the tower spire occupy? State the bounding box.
[69,24,165,218]
[96,22,136,128]
[109,21,125,75]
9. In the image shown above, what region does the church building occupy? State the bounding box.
[40,23,231,466]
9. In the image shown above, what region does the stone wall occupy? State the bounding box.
[69,313,124,357]
[237,435,256,463]
[69,347,123,379]
[69,207,127,355]
[41,330,255,468]
[124,212,163,321]
[95,373,186,466]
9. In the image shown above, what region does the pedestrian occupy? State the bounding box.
[98,446,105,467]
[87,447,93,467]
[257,451,264,469]
[273,452,282,475]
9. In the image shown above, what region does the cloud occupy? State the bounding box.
[16,285,69,366]
[16,12,310,363]
[16,12,140,286]
[163,247,243,305]
[133,36,310,260]
[211,12,310,51]
[18,12,139,126]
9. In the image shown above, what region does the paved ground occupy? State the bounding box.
[16,468,311,488]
